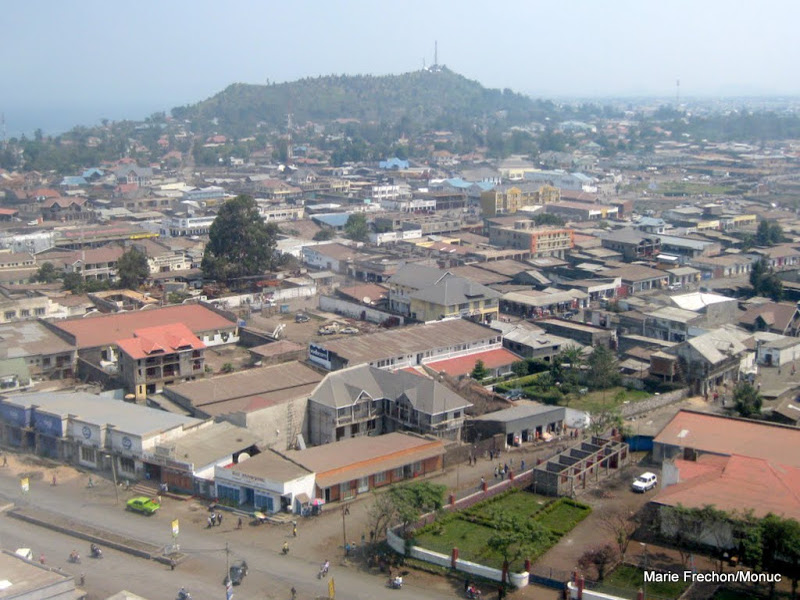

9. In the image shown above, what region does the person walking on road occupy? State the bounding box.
[51,474,57,486]
[216,512,223,526]
[292,521,297,537]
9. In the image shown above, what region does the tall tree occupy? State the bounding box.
[733,381,763,418]
[116,247,150,290]
[344,213,369,242]
[586,346,620,390]
[471,359,489,381]
[750,258,784,301]
[34,262,59,283]
[202,195,278,286]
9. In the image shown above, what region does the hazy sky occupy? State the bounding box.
[3,0,799,133]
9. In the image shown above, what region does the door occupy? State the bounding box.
[357,477,369,494]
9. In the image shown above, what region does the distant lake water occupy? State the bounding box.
[3,105,167,138]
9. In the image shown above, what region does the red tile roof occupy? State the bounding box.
[0,207,18,216]
[654,410,800,467]
[653,454,800,521]
[117,323,205,360]
[425,347,521,377]
[52,304,236,349]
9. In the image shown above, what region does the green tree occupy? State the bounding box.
[34,262,59,283]
[733,381,762,418]
[344,213,369,242]
[756,219,784,246]
[386,481,447,532]
[313,228,335,241]
[749,258,783,301]
[471,359,489,381]
[116,247,150,290]
[202,195,278,287]
[487,513,551,582]
[531,213,565,227]
[511,360,529,378]
[586,346,620,390]
[62,272,84,293]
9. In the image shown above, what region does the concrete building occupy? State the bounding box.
[117,323,206,401]
[286,432,445,504]
[307,319,502,372]
[214,449,315,514]
[600,230,661,261]
[0,549,84,600]
[0,321,76,382]
[472,404,566,447]
[487,223,574,259]
[307,365,472,445]
[160,361,323,450]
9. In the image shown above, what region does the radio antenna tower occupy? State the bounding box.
[286,101,293,165]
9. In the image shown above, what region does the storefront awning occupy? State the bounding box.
[295,493,310,505]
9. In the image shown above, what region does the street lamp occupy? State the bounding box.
[341,504,350,558]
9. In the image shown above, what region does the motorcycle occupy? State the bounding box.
[68,551,81,564]
[388,576,403,589]
[90,545,103,559]
[282,543,290,555]
[177,589,192,600]
[466,588,482,599]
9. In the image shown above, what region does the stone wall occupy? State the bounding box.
[620,388,689,419]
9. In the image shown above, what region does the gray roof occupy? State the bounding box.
[410,276,501,306]
[0,321,75,359]
[388,264,451,290]
[317,319,498,367]
[168,421,260,470]
[1,391,199,436]
[227,448,312,482]
[474,403,565,423]
[310,364,472,416]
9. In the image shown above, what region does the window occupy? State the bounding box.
[80,446,96,464]
[393,467,404,480]
[4,311,15,320]
[119,457,135,474]
[42,357,51,367]
[254,493,274,512]
[217,484,240,504]
[35,308,46,316]
[20,309,30,318]
[374,471,387,485]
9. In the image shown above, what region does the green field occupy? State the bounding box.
[413,492,591,571]
[597,565,688,599]
[561,387,651,413]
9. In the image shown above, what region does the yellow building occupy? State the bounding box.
[480,184,560,217]
[409,277,501,323]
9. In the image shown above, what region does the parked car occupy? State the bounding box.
[126,496,160,515]
[295,313,310,323]
[340,326,359,334]
[631,472,658,493]
[226,560,248,586]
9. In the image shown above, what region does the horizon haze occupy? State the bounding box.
[3,0,799,136]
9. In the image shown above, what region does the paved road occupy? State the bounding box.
[0,467,457,600]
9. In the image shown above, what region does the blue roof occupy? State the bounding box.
[82,168,104,178]
[379,157,409,170]
[60,176,87,186]
[476,181,496,191]
[312,213,351,228]
[445,178,472,189]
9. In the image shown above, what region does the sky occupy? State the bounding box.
[2,0,799,135]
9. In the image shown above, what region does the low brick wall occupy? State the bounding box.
[620,388,689,418]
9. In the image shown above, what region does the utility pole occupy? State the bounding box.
[110,454,119,505]
[341,504,350,558]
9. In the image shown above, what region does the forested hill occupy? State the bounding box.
[171,68,556,137]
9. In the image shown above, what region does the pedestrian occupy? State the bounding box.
[291,586,297,600]
[494,466,499,478]
[87,476,94,488]
[489,449,494,461]
[504,463,509,475]
[237,517,243,530]
[217,512,223,526]
[39,553,45,565]
[1,454,6,467]
[51,474,57,486]
[293,522,297,537]
[464,578,470,593]
[208,516,214,528]
[388,565,393,580]
[521,459,526,472]
[510,457,513,467]
[79,573,85,586]
[170,558,176,571]
[480,476,485,489]
[498,584,506,599]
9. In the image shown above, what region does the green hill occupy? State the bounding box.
[171,68,554,137]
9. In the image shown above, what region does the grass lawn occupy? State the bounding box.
[659,181,737,196]
[413,493,590,571]
[597,565,688,600]
[559,387,651,413]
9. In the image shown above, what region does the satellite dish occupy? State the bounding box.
[363,296,371,304]
[238,452,251,463]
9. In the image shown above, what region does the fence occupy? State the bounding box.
[318,295,405,325]
[620,388,689,419]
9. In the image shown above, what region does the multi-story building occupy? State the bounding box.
[63,246,125,282]
[117,323,206,400]
[161,215,217,237]
[600,229,661,261]
[0,321,77,381]
[409,276,501,323]
[480,183,559,217]
[544,201,619,222]
[307,365,472,445]
[487,222,574,259]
